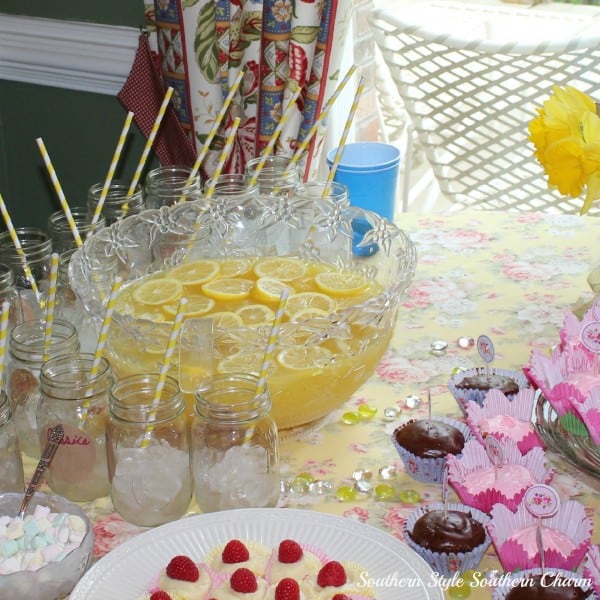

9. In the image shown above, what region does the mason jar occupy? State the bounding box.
[191,373,280,512]
[0,389,24,493]
[244,156,300,197]
[0,227,52,321]
[37,353,113,501]
[7,319,80,459]
[144,165,202,209]
[0,262,24,330]
[107,374,192,527]
[47,207,106,255]
[87,179,144,226]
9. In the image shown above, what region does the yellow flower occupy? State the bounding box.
[529,85,600,215]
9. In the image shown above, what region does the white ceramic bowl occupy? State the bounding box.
[0,492,94,599]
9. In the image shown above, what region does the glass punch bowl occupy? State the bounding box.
[70,192,417,430]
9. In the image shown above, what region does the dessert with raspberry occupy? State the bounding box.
[209,567,269,599]
[143,555,214,600]
[264,539,326,585]
[207,539,271,577]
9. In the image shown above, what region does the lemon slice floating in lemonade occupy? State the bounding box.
[170,259,220,292]
[253,257,307,281]
[254,277,294,304]
[284,291,335,320]
[163,295,215,319]
[314,271,369,297]
[210,311,244,328]
[217,256,254,278]
[277,345,333,370]
[236,304,275,327]
[216,351,266,375]
[132,277,183,306]
[201,278,254,301]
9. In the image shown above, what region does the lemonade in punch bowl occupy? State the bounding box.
[69,191,417,430]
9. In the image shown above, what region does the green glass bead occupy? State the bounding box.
[448,581,471,599]
[295,472,314,484]
[374,483,396,500]
[341,412,360,425]
[452,366,467,375]
[357,404,377,418]
[398,489,421,504]
[335,485,357,502]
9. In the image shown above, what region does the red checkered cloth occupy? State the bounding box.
[118,32,197,167]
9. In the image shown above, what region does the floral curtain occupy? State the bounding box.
[143,0,352,180]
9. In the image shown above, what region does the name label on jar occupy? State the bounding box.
[44,423,96,483]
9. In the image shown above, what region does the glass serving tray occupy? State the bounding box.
[534,392,600,479]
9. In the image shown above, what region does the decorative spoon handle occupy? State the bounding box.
[18,424,64,519]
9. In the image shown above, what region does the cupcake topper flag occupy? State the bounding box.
[442,466,449,517]
[581,320,600,374]
[477,334,495,364]
[427,388,432,431]
[485,435,504,480]
[523,483,561,575]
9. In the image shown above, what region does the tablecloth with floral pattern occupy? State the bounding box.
[24,208,600,599]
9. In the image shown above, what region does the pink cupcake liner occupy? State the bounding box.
[403,502,491,578]
[492,567,597,600]
[487,497,592,572]
[446,438,553,514]
[572,388,600,446]
[583,544,600,597]
[392,416,473,483]
[466,388,545,454]
[448,367,530,414]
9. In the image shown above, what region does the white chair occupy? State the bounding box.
[369,1,600,214]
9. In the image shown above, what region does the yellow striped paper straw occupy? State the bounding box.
[141,296,188,447]
[289,65,358,168]
[0,301,11,384]
[325,75,366,194]
[246,86,303,189]
[88,276,123,383]
[42,253,60,362]
[187,69,246,183]
[203,117,242,198]
[128,87,174,196]
[0,193,41,309]
[35,138,83,248]
[92,111,135,226]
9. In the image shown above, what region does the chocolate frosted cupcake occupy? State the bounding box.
[392,416,472,483]
[404,502,491,577]
[448,366,530,413]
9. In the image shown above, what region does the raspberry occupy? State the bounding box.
[165,555,199,582]
[332,595,351,600]
[222,539,250,564]
[317,561,347,587]
[278,539,303,563]
[275,578,301,600]
[230,567,258,593]
[150,593,172,600]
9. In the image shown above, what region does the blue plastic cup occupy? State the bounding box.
[326,142,401,221]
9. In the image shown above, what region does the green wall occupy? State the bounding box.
[0,3,155,230]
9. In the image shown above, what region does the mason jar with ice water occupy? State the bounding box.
[37,353,113,501]
[106,373,192,527]
[191,373,280,512]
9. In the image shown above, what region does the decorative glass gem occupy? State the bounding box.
[352,469,373,481]
[398,489,421,504]
[448,582,471,599]
[290,479,309,495]
[457,336,474,349]
[341,412,360,425]
[404,395,421,409]
[374,483,396,500]
[357,404,377,419]
[280,479,290,493]
[383,407,400,421]
[354,479,373,495]
[295,472,314,484]
[378,465,397,480]
[452,366,467,375]
[308,480,332,495]
[430,340,448,355]
[335,485,357,502]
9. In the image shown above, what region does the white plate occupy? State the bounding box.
[71,508,443,599]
